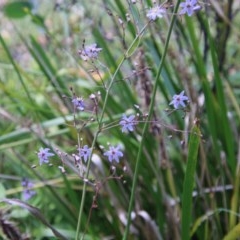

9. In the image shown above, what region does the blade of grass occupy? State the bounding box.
[223,223,240,240]
[202,15,236,173]
[0,198,68,240]
[181,123,201,240]
[200,14,237,229]
[229,142,240,229]
[184,16,220,161]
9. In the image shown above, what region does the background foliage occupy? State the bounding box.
[0,0,240,239]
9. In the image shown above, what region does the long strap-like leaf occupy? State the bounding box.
[181,123,201,240]
[0,198,68,240]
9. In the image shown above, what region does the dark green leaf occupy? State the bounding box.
[3,1,32,19]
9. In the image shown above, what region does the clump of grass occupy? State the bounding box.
[1,0,240,239]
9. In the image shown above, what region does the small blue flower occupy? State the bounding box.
[169,91,189,109]
[72,97,85,111]
[146,5,166,21]
[104,145,123,163]
[37,147,55,165]
[79,43,102,61]
[179,0,201,16]
[78,145,91,162]
[22,178,36,201]
[119,114,136,133]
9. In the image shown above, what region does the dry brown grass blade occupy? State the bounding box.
[0,198,68,240]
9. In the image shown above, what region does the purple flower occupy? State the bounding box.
[104,145,123,163]
[169,91,189,109]
[72,97,85,111]
[78,145,91,162]
[78,43,102,61]
[22,179,36,201]
[37,147,55,165]
[179,0,201,16]
[146,5,166,21]
[119,114,136,133]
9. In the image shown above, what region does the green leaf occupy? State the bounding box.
[3,1,32,19]
[181,123,201,240]
[190,210,215,236]
[223,223,240,240]
[31,14,45,27]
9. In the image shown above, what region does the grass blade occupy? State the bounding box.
[0,198,68,240]
[223,223,240,240]
[181,123,201,240]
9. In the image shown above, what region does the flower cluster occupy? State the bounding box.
[37,88,189,166]
[22,178,36,201]
[36,4,193,176]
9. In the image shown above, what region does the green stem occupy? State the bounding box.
[122,2,181,239]
[75,23,149,240]
[181,124,201,240]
